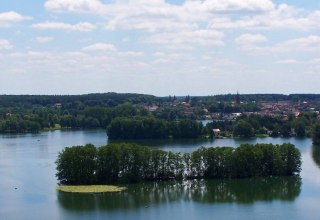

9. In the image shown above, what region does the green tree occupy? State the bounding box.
[312,121,320,145]
[56,144,97,185]
[232,144,262,178]
[233,120,255,138]
[294,121,306,137]
[280,123,291,137]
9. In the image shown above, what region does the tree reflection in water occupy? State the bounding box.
[58,176,301,212]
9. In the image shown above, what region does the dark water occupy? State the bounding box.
[0,130,320,220]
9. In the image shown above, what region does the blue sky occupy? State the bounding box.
[0,0,319,96]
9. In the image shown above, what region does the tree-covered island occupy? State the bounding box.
[56,143,301,185]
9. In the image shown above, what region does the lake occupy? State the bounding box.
[0,130,320,220]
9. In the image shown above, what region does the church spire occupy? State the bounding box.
[236,91,240,105]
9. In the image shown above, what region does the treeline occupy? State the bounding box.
[206,113,319,138]
[1,92,320,135]
[56,143,301,185]
[0,104,148,133]
[0,93,155,133]
[205,94,320,102]
[107,116,203,139]
[0,93,156,108]
[2,93,320,109]
[106,114,319,140]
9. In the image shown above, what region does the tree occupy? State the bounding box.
[56,144,97,185]
[277,143,301,175]
[312,121,320,145]
[232,144,262,178]
[280,123,291,137]
[294,121,306,137]
[233,120,255,138]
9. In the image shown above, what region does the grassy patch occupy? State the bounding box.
[43,124,62,131]
[57,185,126,193]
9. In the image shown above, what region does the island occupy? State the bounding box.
[56,143,301,186]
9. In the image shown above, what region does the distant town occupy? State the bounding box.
[143,93,319,121]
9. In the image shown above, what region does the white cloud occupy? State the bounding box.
[44,0,276,33]
[184,0,275,13]
[35,37,54,43]
[0,39,13,50]
[208,4,320,31]
[31,21,96,32]
[44,0,104,13]
[45,0,275,14]
[0,11,31,27]
[42,0,320,34]
[239,35,320,54]
[276,59,299,64]
[105,16,196,32]
[277,35,320,52]
[82,43,144,57]
[148,29,224,46]
[235,33,268,45]
[118,51,144,57]
[82,43,117,51]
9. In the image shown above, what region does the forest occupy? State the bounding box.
[56,143,301,185]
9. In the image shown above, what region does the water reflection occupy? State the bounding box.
[109,138,215,148]
[58,176,301,212]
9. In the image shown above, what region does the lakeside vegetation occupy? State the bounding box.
[57,185,126,193]
[1,93,320,142]
[312,121,320,145]
[107,116,203,139]
[56,143,301,185]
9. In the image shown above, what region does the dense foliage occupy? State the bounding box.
[56,143,301,185]
[0,103,148,133]
[1,93,319,137]
[312,121,320,145]
[107,117,203,139]
[56,144,97,185]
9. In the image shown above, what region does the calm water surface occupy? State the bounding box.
[0,130,320,220]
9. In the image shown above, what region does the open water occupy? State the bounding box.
[0,130,319,220]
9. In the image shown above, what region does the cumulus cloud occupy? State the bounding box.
[42,0,320,38]
[82,43,144,57]
[31,21,96,32]
[44,0,104,13]
[44,0,276,32]
[184,0,275,13]
[276,35,320,52]
[208,4,320,30]
[0,39,13,50]
[235,34,268,45]
[276,59,299,64]
[45,0,275,14]
[239,35,320,54]
[35,37,54,43]
[82,43,117,51]
[0,11,31,27]
[148,29,224,46]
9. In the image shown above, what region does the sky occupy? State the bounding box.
[0,0,319,96]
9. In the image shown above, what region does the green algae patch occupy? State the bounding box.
[57,185,126,193]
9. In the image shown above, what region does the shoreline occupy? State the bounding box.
[57,185,127,193]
